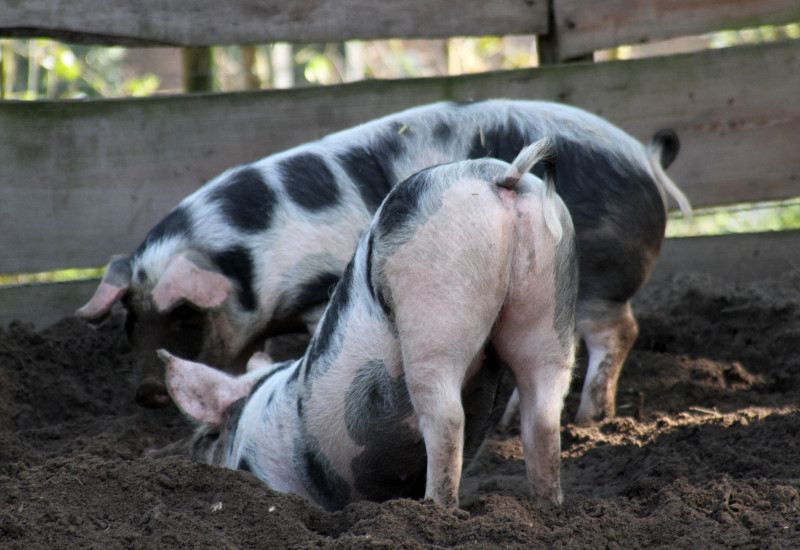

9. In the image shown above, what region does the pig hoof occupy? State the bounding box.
[135,383,172,408]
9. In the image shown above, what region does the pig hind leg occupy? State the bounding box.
[382,227,512,507]
[492,234,576,507]
[493,303,574,507]
[574,300,638,425]
[394,296,504,509]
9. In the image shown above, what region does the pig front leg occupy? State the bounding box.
[575,301,638,425]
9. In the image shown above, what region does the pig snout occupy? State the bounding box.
[135,378,171,408]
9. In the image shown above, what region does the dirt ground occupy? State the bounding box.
[1,271,799,549]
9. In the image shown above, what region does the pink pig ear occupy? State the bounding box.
[159,349,251,426]
[75,256,132,322]
[151,253,233,313]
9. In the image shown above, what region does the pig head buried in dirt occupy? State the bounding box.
[158,141,578,511]
[77,99,690,420]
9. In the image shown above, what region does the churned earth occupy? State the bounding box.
[1,272,799,549]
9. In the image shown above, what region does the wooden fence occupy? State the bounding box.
[1,0,799,328]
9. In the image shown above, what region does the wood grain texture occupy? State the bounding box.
[0,0,547,45]
[647,230,800,288]
[2,40,799,275]
[553,0,800,60]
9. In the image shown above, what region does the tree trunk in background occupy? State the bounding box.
[183,46,213,93]
[271,42,294,89]
[242,45,260,89]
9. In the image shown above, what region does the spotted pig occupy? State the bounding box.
[157,142,577,511]
[77,100,690,422]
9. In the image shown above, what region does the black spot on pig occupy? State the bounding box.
[467,122,528,164]
[210,166,277,233]
[135,206,192,257]
[344,360,425,501]
[280,153,340,211]
[288,272,341,317]
[369,126,405,176]
[250,360,296,397]
[288,361,302,384]
[211,246,257,311]
[374,169,430,240]
[550,136,666,304]
[249,373,271,397]
[305,260,353,370]
[338,145,394,211]
[344,360,414,445]
[375,125,405,156]
[364,234,381,311]
[295,437,351,511]
[368,169,441,321]
[432,120,452,142]
[222,398,247,452]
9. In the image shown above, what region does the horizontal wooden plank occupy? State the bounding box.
[647,230,800,288]
[2,39,798,274]
[0,0,547,45]
[5,229,799,329]
[554,0,800,60]
[0,278,99,330]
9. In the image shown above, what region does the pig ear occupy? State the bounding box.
[159,349,251,426]
[152,253,233,313]
[75,256,132,322]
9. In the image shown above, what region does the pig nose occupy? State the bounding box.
[135,382,172,408]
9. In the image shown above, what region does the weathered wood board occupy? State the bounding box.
[647,229,800,288]
[554,0,800,60]
[0,279,100,330]
[2,39,798,276]
[0,0,547,45]
[4,229,799,329]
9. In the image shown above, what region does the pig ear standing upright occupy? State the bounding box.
[75,255,132,322]
[159,349,252,426]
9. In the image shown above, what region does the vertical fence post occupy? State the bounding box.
[537,0,593,64]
